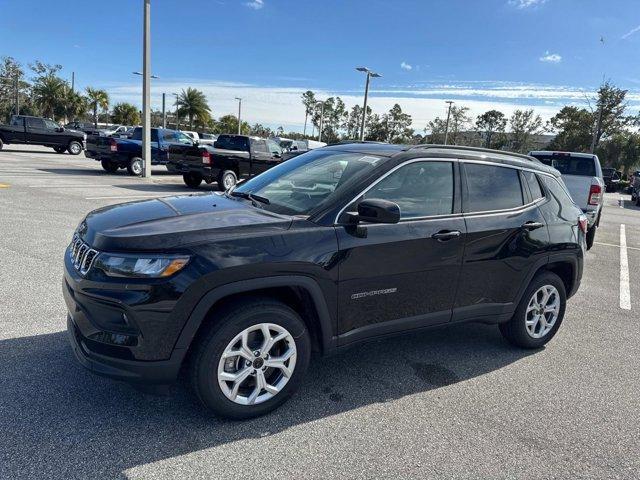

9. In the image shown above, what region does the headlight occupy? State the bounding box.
[94,254,190,278]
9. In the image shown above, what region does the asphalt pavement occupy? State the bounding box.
[0,144,638,479]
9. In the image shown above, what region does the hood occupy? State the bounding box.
[79,193,292,251]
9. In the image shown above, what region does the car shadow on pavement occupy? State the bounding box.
[0,323,536,479]
[0,148,65,155]
[37,168,179,177]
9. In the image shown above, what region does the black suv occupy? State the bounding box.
[64,144,586,418]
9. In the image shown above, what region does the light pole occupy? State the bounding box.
[356,67,381,141]
[316,100,327,142]
[235,97,242,134]
[161,92,166,128]
[133,71,159,128]
[172,93,179,129]
[444,100,454,145]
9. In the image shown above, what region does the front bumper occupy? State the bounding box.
[67,315,183,384]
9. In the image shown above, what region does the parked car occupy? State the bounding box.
[630,171,640,203]
[276,137,327,160]
[602,168,621,192]
[85,127,193,175]
[167,134,283,189]
[64,144,586,418]
[65,121,101,136]
[0,115,86,154]
[529,151,603,249]
[199,133,218,145]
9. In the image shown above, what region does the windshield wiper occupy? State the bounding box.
[229,190,270,206]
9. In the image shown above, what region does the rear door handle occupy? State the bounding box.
[432,230,461,241]
[522,221,544,231]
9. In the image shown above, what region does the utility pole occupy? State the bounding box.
[444,100,454,145]
[71,72,75,93]
[162,93,166,128]
[141,0,152,178]
[15,76,19,115]
[235,97,242,134]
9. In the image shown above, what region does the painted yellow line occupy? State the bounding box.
[0,183,10,188]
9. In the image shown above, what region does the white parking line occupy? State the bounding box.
[620,224,631,310]
[619,197,624,208]
[85,194,171,200]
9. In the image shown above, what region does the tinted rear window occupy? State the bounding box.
[465,164,523,212]
[531,154,596,176]
[130,128,158,142]
[523,171,544,200]
[215,135,248,151]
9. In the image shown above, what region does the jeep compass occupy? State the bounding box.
[64,144,586,419]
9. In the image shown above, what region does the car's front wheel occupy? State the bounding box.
[190,299,311,419]
[67,141,83,155]
[217,170,237,191]
[499,272,566,349]
[127,157,144,176]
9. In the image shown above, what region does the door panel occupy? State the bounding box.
[337,217,466,343]
[26,117,48,145]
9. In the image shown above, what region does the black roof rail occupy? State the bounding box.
[408,144,535,162]
[331,140,390,145]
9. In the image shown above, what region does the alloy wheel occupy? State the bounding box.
[525,285,560,339]
[223,173,236,190]
[217,323,297,405]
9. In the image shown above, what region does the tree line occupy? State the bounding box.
[2,55,639,172]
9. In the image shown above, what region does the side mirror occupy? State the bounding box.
[272,151,281,158]
[355,199,400,224]
[56,127,64,132]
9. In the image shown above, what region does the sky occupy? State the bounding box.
[1,0,639,132]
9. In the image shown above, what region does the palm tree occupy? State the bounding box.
[111,102,140,125]
[64,90,89,121]
[86,87,110,128]
[32,75,67,120]
[176,87,211,129]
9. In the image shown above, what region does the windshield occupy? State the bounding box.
[530,154,596,177]
[234,149,385,215]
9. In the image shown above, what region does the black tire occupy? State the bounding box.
[101,159,119,173]
[127,157,144,176]
[636,195,640,207]
[217,170,237,191]
[0,137,3,150]
[67,140,83,155]
[499,271,567,349]
[190,298,311,419]
[53,146,66,154]
[183,172,203,188]
[586,225,596,250]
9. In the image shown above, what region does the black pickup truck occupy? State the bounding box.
[0,115,86,154]
[167,134,284,189]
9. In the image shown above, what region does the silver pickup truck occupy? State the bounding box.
[529,151,604,250]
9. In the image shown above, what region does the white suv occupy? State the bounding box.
[529,151,604,249]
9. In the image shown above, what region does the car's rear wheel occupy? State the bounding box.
[127,157,144,176]
[0,138,4,150]
[101,159,119,173]
[217,170,237,191]
[190,299,311,419]
[586,225,596,250]
[499,271,566,349]
[53,146,66,154]
[183,172,203,188]
[67,141,82,155]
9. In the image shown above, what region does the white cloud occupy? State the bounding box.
[400,62,413,71]
[539,51,562,63]
[244,0,264,9]
[508,0,547,8]
[622,24,640,39]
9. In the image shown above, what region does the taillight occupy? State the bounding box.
[109,138,118,152]
[578,215,588,234]
[588,183,602,205]
[201,149,211,165]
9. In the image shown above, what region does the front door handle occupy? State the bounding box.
[432,230,461,241]
[522,221,544,231]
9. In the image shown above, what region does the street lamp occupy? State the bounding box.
[133,71,161,128]
[444,100,454,145]
[356,67,381,141]
[133,71,159,79]
[235,97,242,135]
[316,100,328,143]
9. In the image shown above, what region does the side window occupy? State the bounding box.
[523,171,544,200]
[11,116,23,126]
[176,132,193,144]
[151,129,159,143]
[27,117,45,129]
[162,131,177,142]
[363,161,454,219]
[267,139,282,155]
[44,119,59,130]
[465,164,523,212]
[251,139,268,154]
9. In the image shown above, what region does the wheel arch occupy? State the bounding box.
[174,276,337,361]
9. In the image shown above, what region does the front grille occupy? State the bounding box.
[70,234,99,275]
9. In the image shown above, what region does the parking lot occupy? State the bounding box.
[0,144,638,479]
